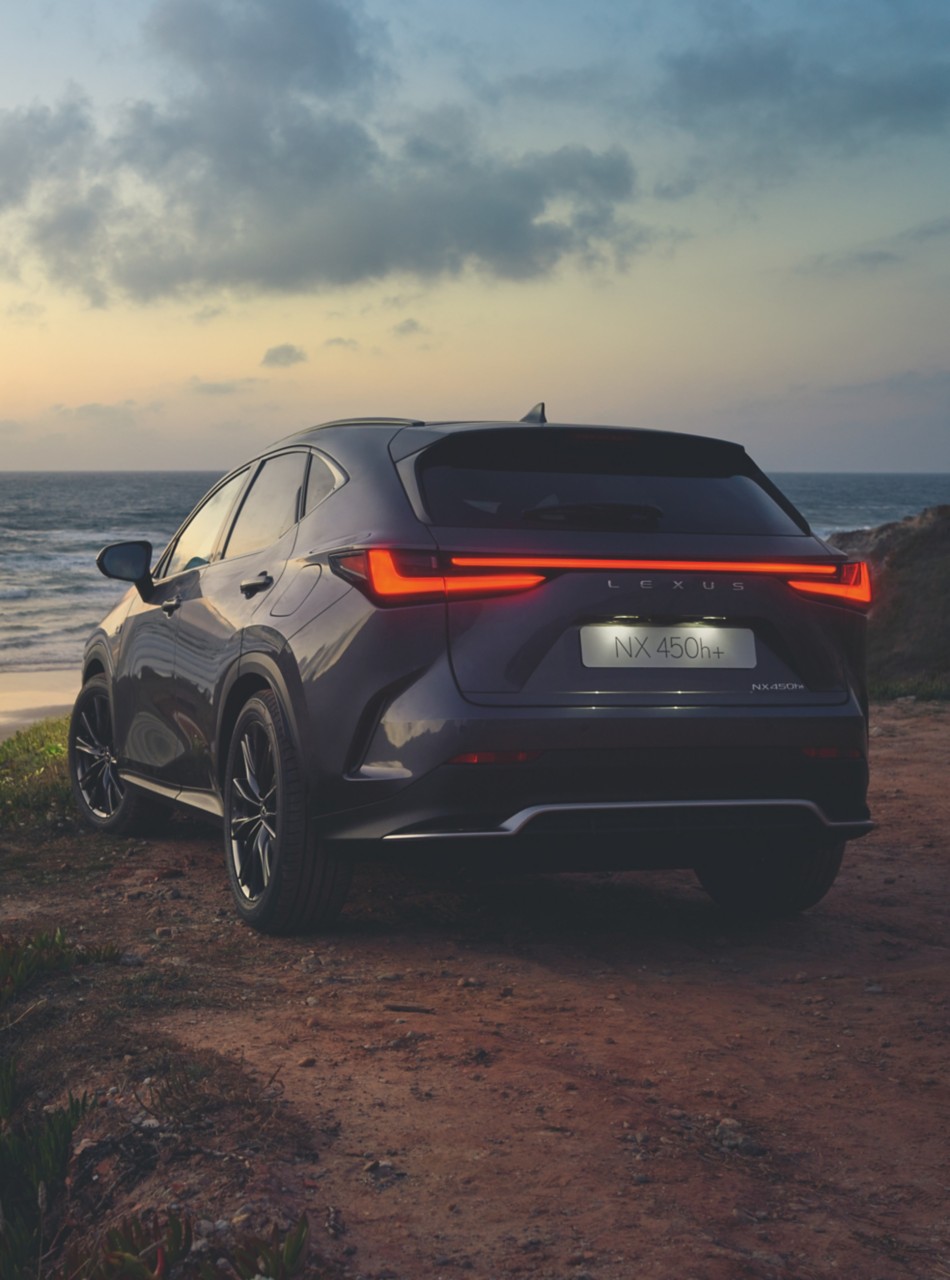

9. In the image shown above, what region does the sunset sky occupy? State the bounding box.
[2,0,949,472]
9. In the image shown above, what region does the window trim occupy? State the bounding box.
[154,467,251,581]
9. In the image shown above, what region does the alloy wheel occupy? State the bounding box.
[229,720,278,901]
[72,690,124,819]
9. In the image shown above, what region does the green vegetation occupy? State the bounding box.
[1,932,96,1280]
[0,715,71,831]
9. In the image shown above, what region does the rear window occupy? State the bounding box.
[417,429,806,536]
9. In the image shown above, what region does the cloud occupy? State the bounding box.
[147,0,383,97]
[655,28,950,176]
[795,213,950,275]
[5,301,46,323]
[324,337,358,350]
[392,318,424,337]
[193,304,227,323]
[0,0,638,305]
[0,92,94,211]
[262,342,307,367]
[190,377,262,394]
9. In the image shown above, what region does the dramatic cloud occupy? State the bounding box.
[0,0,637,305]
[262,343,307,367]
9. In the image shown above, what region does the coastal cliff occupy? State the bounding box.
[829,504,950,696]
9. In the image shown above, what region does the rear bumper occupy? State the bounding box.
[381,798,874,844]
[308,654,871,861]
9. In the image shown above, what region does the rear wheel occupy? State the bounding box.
[69,674,166,834]
[224,690,351,933]
[695,840,845,917]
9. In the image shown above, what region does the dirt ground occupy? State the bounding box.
[2,699,949,1280]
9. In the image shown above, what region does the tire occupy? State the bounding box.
[69,674,166,835]
[223,690,351,934]
[695,840,845,917]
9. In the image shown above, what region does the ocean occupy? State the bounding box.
[1,469,949,675]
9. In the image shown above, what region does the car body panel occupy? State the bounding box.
[78,414,871,889]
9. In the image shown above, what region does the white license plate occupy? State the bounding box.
[580,624,757,669]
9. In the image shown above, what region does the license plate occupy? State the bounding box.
[580,624,756,669]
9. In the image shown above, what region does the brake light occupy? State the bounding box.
[451,555,840,575]
[331,549,545,603]
[787,561,872,607]
[331,551,870,608]
[451,555,871,608]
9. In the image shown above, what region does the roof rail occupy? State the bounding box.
[318,416,426,428]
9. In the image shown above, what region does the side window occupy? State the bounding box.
[224,452,307,560]
[162,470,248,578]
[304,452,339,514]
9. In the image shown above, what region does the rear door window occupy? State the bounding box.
[417,429,806,536]
[224,452,308,560]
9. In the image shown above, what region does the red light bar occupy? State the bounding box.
[332,549,545,603]
[450,555,839,576]
[787,561,871,606]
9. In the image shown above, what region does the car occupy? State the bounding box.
[69,406,873,933]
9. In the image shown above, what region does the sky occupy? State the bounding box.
[2,0,949,472]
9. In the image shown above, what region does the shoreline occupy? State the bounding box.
[0,669,80,744]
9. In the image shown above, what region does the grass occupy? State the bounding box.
[0,715,72,832]
[868,677,950,701]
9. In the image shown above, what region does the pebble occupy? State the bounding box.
[297,1057,317,1068]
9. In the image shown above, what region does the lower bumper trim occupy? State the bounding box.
[382,798,874,842]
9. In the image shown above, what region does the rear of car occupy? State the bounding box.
[319,421,871,913]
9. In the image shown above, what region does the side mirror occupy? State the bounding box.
[96,541,154,599]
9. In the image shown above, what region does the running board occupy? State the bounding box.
[120,771,224,818]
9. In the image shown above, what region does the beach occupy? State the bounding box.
[0,669,79,743]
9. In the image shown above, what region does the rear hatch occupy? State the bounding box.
[398,426,865,708]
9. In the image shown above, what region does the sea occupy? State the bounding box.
[1,470,949,674]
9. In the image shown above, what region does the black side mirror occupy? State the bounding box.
[96,541,154,599]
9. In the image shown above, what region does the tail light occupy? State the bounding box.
[330,548,544,603]
[331,550,871,609]
[786,561,871,607]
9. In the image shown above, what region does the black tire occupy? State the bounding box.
[69,674,166,835]
[223,690,351,934]
[695,840,845,917]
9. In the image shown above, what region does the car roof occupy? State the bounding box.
[276,415,747,462]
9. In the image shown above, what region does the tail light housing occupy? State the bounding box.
[331,550,871,609]
[330,548,544,604]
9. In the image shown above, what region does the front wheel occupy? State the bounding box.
[68,674,165,834]
[224,690,351,934]
[695,840,845,917]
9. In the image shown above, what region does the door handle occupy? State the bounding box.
[161,595,181,615]
[240,571,274,598]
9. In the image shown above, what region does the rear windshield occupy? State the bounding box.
[417,429,807,536]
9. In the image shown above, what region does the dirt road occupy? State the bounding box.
[3,700,949,1279]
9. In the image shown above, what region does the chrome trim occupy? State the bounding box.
[382,799,874,841]
[120,771,224,818]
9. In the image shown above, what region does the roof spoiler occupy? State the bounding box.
[520,402,547,424]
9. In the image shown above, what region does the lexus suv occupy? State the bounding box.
[69,408,873,932]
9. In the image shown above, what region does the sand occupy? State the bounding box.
[0,669,80,743]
